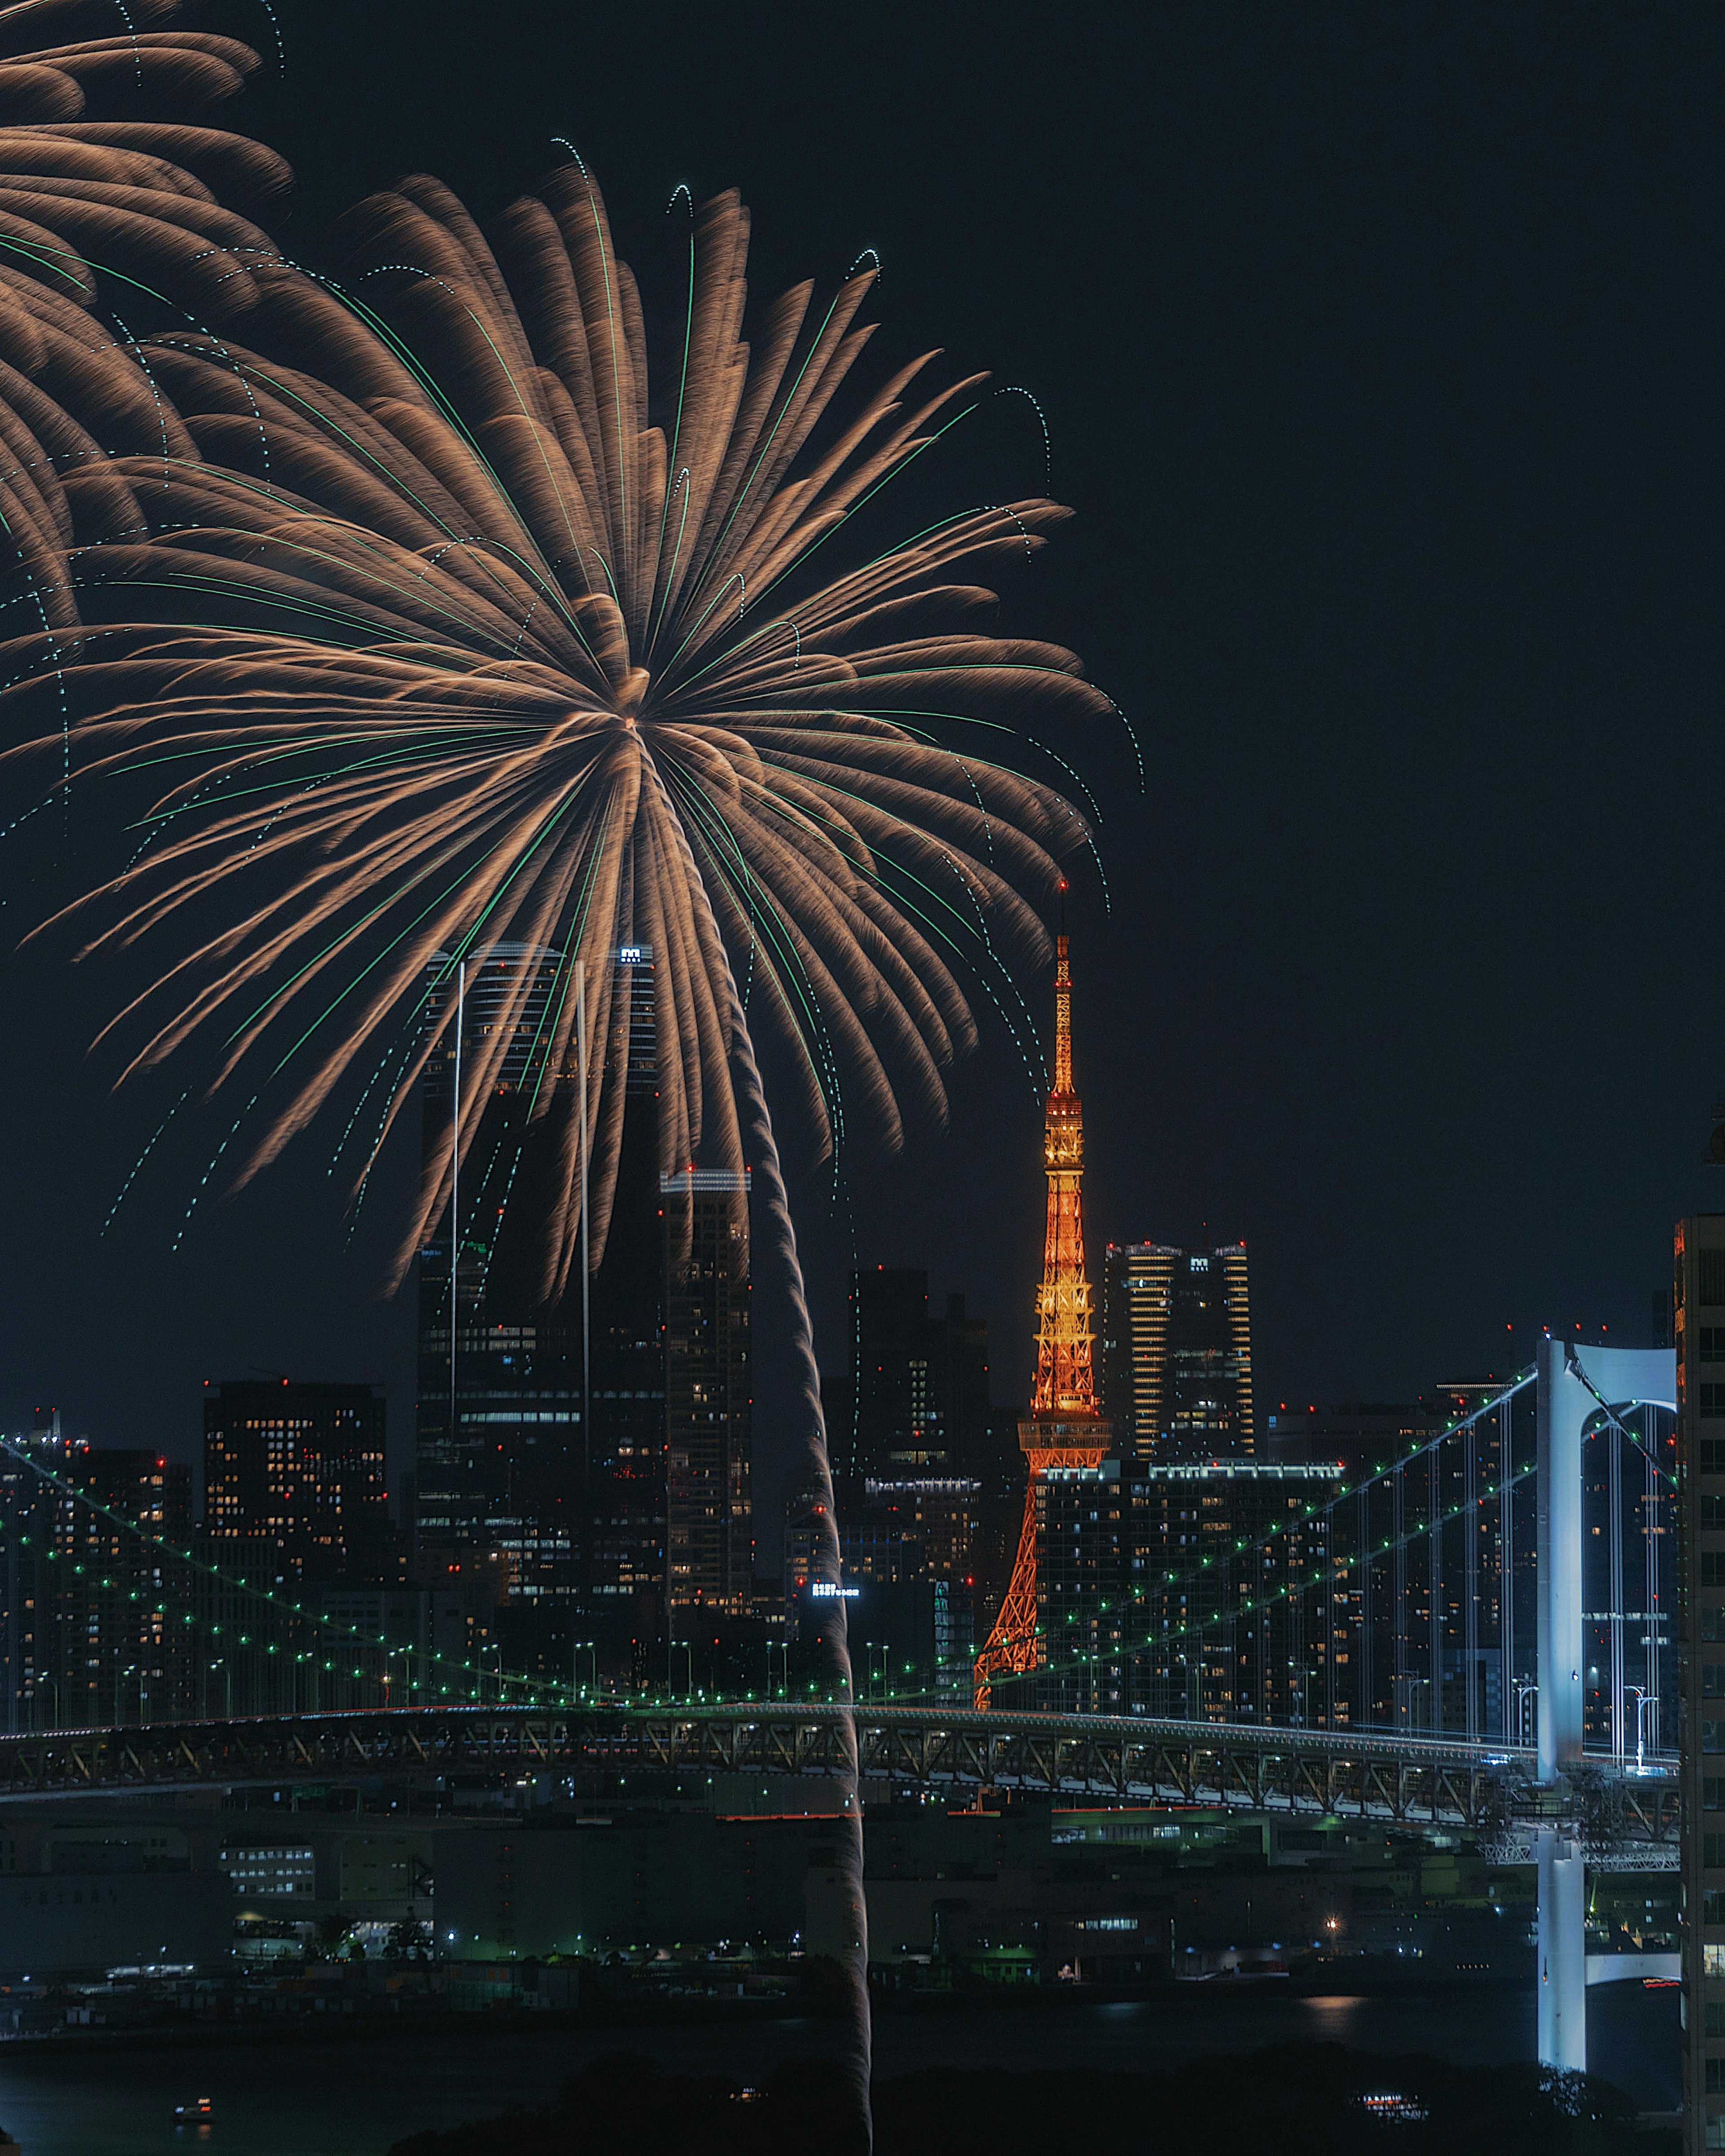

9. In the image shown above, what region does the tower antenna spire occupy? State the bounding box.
[974,891,1110,1709]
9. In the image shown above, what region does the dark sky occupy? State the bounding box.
[0,0,1719,1494]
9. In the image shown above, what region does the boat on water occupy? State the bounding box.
[173,2096,214,2123]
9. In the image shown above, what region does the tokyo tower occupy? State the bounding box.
[973,890,1110,1709]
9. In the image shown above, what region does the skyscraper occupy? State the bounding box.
[413,940,752,1677]
[847,1268,938,1475]
[203,1380,387,1582]
[843,1271,993,1480]
[0,1421,196,1730]
[1102,1241,1255,1462]
[1129,1461,1345,1723]
[412,942,592,1584]
[665,1169,752,1618]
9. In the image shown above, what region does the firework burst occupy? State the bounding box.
[15,165,1107,1291]
[0,0,286,631]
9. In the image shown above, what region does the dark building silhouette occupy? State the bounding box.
[847,1268,937,1475]
[203,1380,387,1582]
[845,1270,992,1478]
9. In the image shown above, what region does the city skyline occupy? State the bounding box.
[0,5,1714,1482]
[0,6,1705,2149]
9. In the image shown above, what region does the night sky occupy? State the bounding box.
[0,1,1717,1504]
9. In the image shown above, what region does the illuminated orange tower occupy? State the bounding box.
[974,892,1110,1710]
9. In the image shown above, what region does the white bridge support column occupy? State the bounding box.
[1535,1337,1588,1784]
[1532,1339,1676,2073]
[1537,1827,1587,2072]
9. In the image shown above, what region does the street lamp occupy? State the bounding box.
[1626,1685,1657,1772]
[1512,1678,1538,1747]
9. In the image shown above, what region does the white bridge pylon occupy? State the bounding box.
[1534,1338,1676,2074]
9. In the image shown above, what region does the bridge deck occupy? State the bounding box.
[0,1706,1677,1845]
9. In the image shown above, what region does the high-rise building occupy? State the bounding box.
[839,1478,978,1703]
[1102,1241,1254,1462]
[203,1380,387,1583]
[1128,1462,1345,1724]
[412,942,594,1585]
[843,1272,993,1480]
[665,1169,752,1618]
[413,940,753,1679]
[0,1422,197,1730]
[1033,1458,1128,1714]
[847,1268,937,1475]
[1677,1211,1725,2154]
[929,1293,993,1477]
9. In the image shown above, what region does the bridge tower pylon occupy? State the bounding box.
[974,891,1110,1710]
[1532,1337,1676,2074]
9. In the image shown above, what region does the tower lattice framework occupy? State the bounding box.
[974,904,1109,1709]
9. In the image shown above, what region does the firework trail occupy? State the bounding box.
[3,163,1113,2142]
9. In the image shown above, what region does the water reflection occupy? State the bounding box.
[0,1984,1675,2156]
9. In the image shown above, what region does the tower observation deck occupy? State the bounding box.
[973,895,1110,1708]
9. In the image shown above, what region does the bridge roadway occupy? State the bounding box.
[0,1704,1679,1848]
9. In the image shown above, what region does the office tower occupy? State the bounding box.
[974,913,1111,1707]
[847,1268,938,1474]
[203,1380,387,1582]
[782,1460,831,1607]
[0,1423,196,1729]
[843,1273,993,1480]
[1128,1461,1345,1724]
[412,942,593,1584]
[1263,1398,1448,1476]
[1678,1212,1725,2154]
[413,942,672,1672]
[840,1478,978,1702]
[1032,1458,1127,1714]
[1102,1241,1255,1462]
[665,1169,752,1618]
[929,1293,993,1476]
